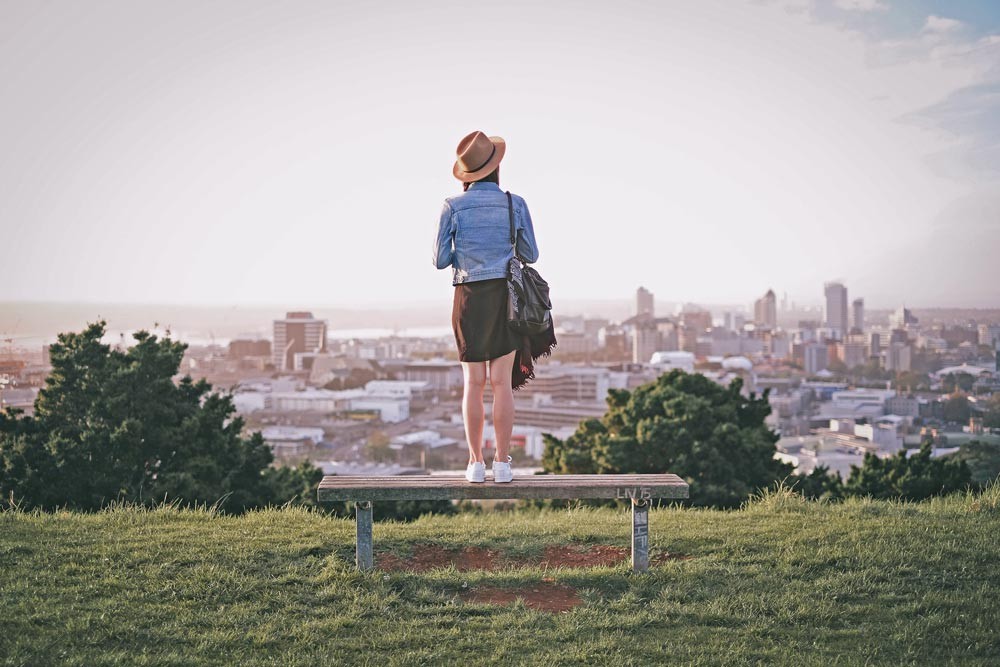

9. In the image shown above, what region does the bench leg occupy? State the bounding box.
[356,501,374,571]
[631,499,649,572]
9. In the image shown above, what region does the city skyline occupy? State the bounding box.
[2,1,999,309]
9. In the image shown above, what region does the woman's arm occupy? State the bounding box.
[432,201,455,269]
[516,198,539,263]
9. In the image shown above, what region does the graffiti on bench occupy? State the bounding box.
[615,486,652,500]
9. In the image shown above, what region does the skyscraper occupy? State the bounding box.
[852,298,865,334]
[824,282,848,340]
[636,286,654,318]
[753,289,777,330]
[273,312,328,371]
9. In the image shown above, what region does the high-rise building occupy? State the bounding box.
[804,343,828,375]
[838,341,867,369]
[824,282,848,341]
[891,306,918,330]
[636,286,654,318]
[869,332,881,359]
[753,289,777,330]
[273,312,328,372]
[679,306,712,332]
[631,320,659,364]
[723,311,745,333]
[978,323,1000,347]
[852,298,865,334]
[885,342,912,373]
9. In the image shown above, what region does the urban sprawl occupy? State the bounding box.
[2,284,999,481]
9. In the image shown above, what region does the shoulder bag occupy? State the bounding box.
[505,191,552,336]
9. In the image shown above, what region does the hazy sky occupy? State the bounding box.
[2,0,998,312]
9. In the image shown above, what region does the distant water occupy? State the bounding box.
[4,326,454,350]
[0,302,456,350]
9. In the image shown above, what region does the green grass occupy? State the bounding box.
[2,487,999,666]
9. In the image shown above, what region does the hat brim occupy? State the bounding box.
[453,136,506,182]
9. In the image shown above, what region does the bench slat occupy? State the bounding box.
[317,473,689,501]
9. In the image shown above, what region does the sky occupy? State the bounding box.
[2,0,998,313]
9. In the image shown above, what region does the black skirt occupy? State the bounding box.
[452,278,520,363]
[452,277,559,390]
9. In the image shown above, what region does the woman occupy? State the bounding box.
[433,130,557,484]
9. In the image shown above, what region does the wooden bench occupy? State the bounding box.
[317,473,689,572]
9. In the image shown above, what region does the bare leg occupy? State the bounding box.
[461,360,488,463]
[488,349,517,462]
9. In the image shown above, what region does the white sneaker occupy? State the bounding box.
[465,461,485,483]
[492,455,514,483]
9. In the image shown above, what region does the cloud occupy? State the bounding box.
[833,0,888,12]
[906,82,1000,181]
[923,15,963,34]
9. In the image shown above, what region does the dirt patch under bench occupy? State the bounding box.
[376,543,505,572]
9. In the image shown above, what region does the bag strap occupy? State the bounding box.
[506,191,522,261]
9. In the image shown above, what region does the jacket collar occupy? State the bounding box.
[467,181,501,192]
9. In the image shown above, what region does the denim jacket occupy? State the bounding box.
[432,181,539,285]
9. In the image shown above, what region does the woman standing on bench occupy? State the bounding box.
[433,130,557,484]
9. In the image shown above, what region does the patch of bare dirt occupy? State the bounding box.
[376,543,505,572]
[460,580,582,613]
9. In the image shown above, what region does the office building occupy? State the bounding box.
[754,289,777,330]
[838,341,867,370]
[636,286,654,318]
[852,298,864,334]
[885,342,912,373]
[824,282,848,341]
[978,323,1000,347]
[804,343,828,375]
[632,319,660,364]
[273,312,327,372]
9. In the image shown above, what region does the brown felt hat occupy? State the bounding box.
[452,130,506,182]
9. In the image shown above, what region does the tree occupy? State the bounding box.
[844,442,971,501]
[542,370,791,508]
[941,394,971,424]
[981,394,1000,430]
[364,430,394,463]
[789,464,843,501]
[0,322,318,513]
[827,359,848,375]
[950,440,1000,487]
[893,371,929,392]
[942,373,976,394]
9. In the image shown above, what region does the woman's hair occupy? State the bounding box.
[462,167,499,192]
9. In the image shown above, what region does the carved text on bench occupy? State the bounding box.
[615,486,652,500]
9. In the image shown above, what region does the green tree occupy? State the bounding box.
[981,394,1000,430]
[542,370,791,508]
[0,322,317,513]
[942,394,971,424]
[893,371,929,392]
[950,440,1000,487]
[942,373,976,394]
[789,464,843,501]
[844,442,971,501]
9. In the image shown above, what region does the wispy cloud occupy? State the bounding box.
[834,0,888,13]
[923,15,963,34]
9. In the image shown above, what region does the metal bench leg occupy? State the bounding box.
[631,499,649,572]
[356,501,373,571]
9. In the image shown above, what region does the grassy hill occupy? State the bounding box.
[2,487,999,666]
